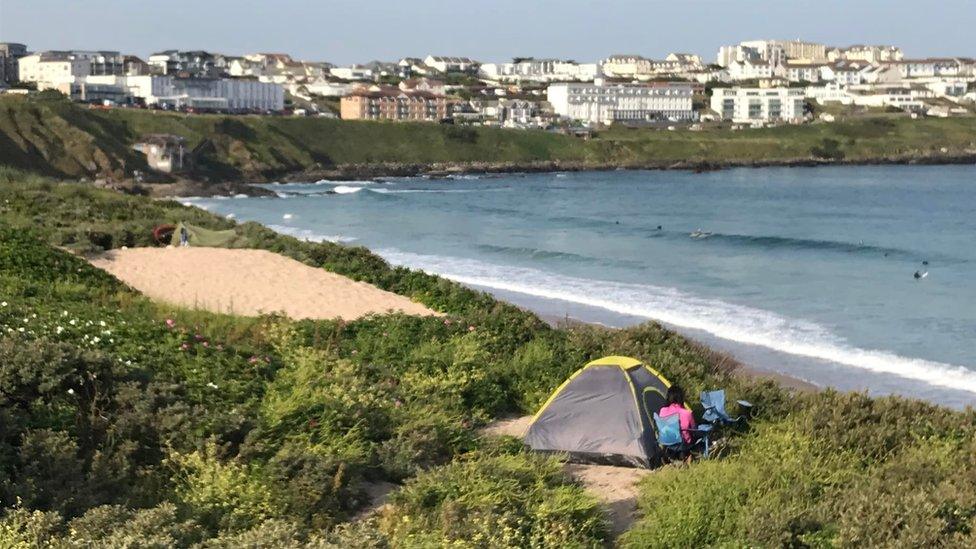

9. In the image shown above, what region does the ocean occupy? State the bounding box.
[182,165,976,408]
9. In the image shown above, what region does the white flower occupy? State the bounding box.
[207,382,219,389]
[67,388,75,395]
[0,301,7,307]
[99,320,106,327]
[91,337,100,344]
[69,319,76,325]
[17,327,24,333]
[56,326,64,334]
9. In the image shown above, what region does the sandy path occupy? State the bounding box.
[89,247,439,321]
[482,415,650,539]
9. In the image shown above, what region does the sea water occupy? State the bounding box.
[183,166,976,407]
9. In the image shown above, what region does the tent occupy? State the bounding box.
[524,355,673,468]
[171,222,246,248]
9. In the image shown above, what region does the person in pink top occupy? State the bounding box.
[659,385,696,444]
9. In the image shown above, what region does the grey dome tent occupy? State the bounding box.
[524,355,673,468]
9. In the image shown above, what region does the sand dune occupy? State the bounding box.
[89,247,438,320]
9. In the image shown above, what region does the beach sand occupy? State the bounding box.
[89,247,439,321]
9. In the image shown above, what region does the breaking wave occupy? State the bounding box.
[267,224,357,243]
[332,185,365,194]
[378,249,976,394]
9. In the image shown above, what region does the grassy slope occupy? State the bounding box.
[2,169,976,547]
[2,94,975,181]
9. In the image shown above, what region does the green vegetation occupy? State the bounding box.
[2,94,975,182]
[1,169,975,547]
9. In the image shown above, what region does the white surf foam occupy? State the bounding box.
[379,249,976,394]
[268,224,357,243]
[368,188,505,194]
[333,185,365,194]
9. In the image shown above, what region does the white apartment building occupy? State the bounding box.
[718,40,828,67]
[298,79,356,97]
[806,83,928,110]
[329,66,373,80]
[479,59,598,83]
[710,87,806,124]
[783,61,828,83]
[727,59,780,80]
[806,83,851,105]
[423,55,478,73]
[547,80,695,125]
[18,52,91,89]
[846,87,926,110]
[829,45,904,64]
[602,53,706,80]
[888,58,975,79]
[717,45,760,67]
[79,75,284,111]
[601,55,650,78]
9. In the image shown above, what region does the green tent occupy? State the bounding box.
[524,355,674,468]
[172,222,247,248]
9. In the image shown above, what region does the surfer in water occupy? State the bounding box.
[914,270,928,280]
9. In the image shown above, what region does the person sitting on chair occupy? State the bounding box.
[659,385,696,444]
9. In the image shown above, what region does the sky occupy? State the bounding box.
[1,0,974,65]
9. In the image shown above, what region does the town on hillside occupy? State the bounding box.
[1,40,974,131]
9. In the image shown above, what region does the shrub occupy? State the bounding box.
[166,442,281,533]
[810,137,845,160]
[380,453,609,547]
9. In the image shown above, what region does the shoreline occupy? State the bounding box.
[540,312,819,393]
[148,153,976,198]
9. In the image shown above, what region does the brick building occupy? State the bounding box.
[340,85,453,121]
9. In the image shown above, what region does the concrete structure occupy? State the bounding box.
[423,55,479,73]
[340,85,454,121]
[18,52,91,90]
[719,40,828,67]
[601,55,651,78]
[124,56,150,76]
[89,75,284,111]
[710,87,806,124]
[297,79,356,97]
[829,45,904,64]
[846,86,928,109]
[0,43,28,83]
[329,66,373,80]
[887,58,975,79]
[147,50,225,77]
[784,61,828,83]
[398,77,446,96]
[397,57,428,78]
[666,53,704,66]
[547,80,695,125]
[132,134,186,173]
[479,59,598,83]
[727,59,780,81]
[69,51,124,76]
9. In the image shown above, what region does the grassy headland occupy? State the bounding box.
[1,168,975,546]
[2,94,975,184]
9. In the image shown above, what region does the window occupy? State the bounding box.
[748,100,762,119]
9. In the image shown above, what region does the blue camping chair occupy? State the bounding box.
[654,413,712,460]
[700,389,752,426]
